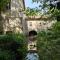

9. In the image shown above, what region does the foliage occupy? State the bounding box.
[0,0,10,34]
[32,0,55,6]
[32,0,60,18]
[37,21,60,60]
[0,50,15,60]
[32,0,50,9]
[25,7,41,16]
[0,34,27,60]
[0,0,10,11]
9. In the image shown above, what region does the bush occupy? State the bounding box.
[0,33,27,60]
[0,50,15,60]
[37,22,60,60]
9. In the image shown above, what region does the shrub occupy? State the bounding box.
[0,33,27,60]
[37,22,60,60]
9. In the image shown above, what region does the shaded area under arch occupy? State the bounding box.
[29,30,37,36]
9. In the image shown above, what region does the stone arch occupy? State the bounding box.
[28,30,37,50]
[29,30,37,36]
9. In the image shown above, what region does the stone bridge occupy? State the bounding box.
[25,16,56,35]
[22,16,57,52]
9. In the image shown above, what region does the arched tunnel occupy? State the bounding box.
[29,30,37,36]
[28,30,37,41]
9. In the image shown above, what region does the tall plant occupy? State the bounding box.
[37,22,60,60]
[0,33,27,60]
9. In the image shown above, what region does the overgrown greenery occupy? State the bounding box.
[0,0,10,11]
[0,33,27,60]
[37,21,60,60]
[0,0,10,34]
[32,0,60,17]
[25,0,60,18]
[25,7,41,16]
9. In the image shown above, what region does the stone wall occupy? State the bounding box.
[2,0,25,34]
[27,20,57,32]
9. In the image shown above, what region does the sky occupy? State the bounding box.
[25,0,40,8]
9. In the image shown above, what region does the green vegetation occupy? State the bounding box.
[37,22,60,60]
[0,0,60,60]
[32,0,60,18]
[0,0,10,34]
[25,0,60,20]
[0,34,27,60]
[0,0,10,11]
[25,7,40,16]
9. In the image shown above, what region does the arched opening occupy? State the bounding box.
[29,30,37,41]
[29,30,37,36]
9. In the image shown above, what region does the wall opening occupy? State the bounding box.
[29,30,37,36]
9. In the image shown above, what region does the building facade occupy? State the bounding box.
[1,0,27,34]
[1,0,57,35]
[26,16,56,34]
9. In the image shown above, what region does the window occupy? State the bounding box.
[39,22,41,24]
[43,22,46,25]
[39,22,42,26]
[29,22,32,26]
[6,2,11,10]
[6,31,12,34]
[0,31,3,35]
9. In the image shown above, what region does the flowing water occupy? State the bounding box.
[26,53,39,60]
[26,33,39,60]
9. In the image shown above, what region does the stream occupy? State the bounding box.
[26,52,39,60]
[26,31,39,60]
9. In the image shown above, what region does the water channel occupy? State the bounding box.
[26,52,39,60]
[26,30,39,60]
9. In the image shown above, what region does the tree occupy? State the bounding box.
[31,0,60,60]
[37,21,60,60]
[0,0,10,34]
[32,0,60,21]
[25,7,41,16]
